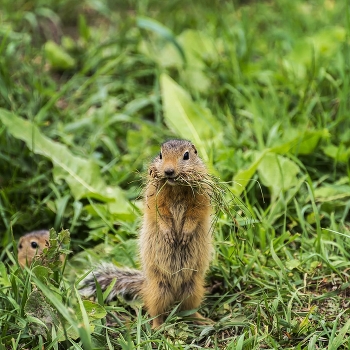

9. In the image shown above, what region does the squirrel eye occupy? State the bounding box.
[183,151,189,160]
[159,152,162,159]
[19,244,23,249]
[31,241,38,249]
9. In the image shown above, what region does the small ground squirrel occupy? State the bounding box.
[18,230,64,267]
[80,139,213,328]
[18,230,50,268]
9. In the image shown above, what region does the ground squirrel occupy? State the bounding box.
[18,230,50,268]
[80,139,213,328]
[18,230,64,267]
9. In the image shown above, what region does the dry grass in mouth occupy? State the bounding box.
[199,174,254,232]
[147,170,254,232]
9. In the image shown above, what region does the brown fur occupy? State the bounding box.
[140,139,213,328]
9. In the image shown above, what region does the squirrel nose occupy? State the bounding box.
[164,169,175,177]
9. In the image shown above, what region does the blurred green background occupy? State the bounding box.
[1,0,350,348]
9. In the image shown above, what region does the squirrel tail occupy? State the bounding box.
[79,263,144,302]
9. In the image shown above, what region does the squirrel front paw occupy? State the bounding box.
[164,231,174,244]
[181,230,194,245]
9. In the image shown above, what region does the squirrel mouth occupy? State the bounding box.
[165,176,178,185]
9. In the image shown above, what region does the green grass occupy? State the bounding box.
[1,0,350,348]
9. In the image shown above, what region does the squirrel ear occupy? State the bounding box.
[191,144,198,154]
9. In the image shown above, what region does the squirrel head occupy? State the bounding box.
[17,230,49,268]
[149,139,207,185]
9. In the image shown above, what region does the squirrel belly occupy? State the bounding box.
[79,263,144,302]
[141,185,212,289]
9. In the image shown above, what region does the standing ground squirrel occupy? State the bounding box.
[80,139,213,328]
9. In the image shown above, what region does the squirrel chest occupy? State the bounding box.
[141,183,211,282]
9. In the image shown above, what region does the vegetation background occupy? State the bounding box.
[0,0,350,348]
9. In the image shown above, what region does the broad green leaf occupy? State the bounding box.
[231,129,327,196]
[66,295,107,344]
[57,228,71,245]
[285,259,301,270]
[323,143,350,163]
[32,266,53,283]
[271,129,329,155]
[84,300,107,319]
[316,185,350,199]
[160,74,223,164]
[24,290,61,339]
[137,17,186,64]
[139,29,217,92]
[0,109,134,218]
[33,277,81,342]
[45,40,76,70]
[313,177,350,202]
[52,165,109,201]
[85,197,135,223]
[138,38,181,67]
[288,130,327,155]
[61,35,76,51]
[177,30,217,92]
[0,110,105,199]
[178,30,217,63]
[257,153,300,201]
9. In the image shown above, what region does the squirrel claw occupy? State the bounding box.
[164,232,174,244]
